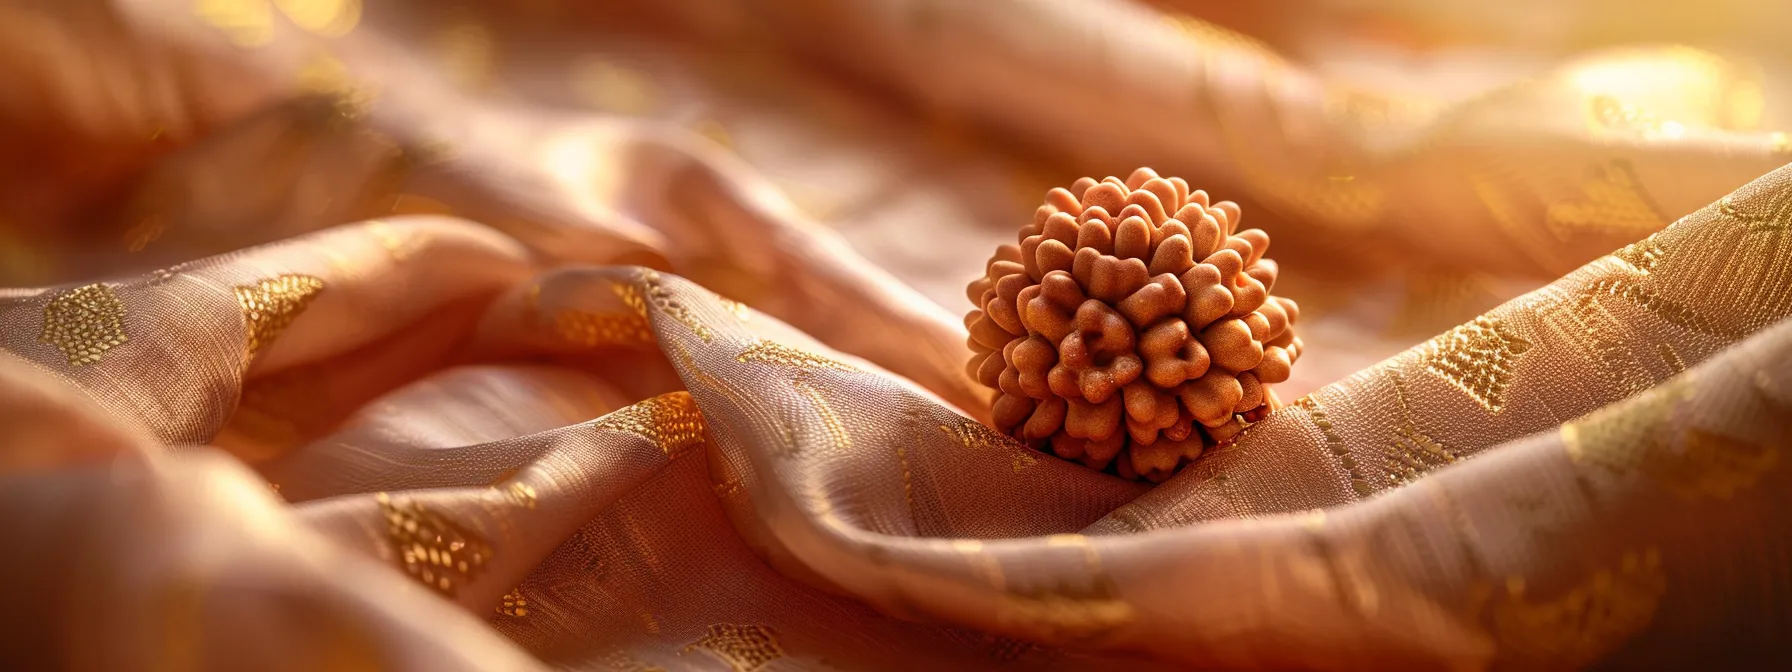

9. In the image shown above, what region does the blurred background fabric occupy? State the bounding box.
[1,0,1788,669]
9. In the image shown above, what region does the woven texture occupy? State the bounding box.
[1,1,1790,670]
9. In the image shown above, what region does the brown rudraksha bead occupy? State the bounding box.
[966,168,1302,481]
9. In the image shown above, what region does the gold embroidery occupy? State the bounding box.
[1298,397,1373,496]
[682,624,783,672]
[1718,195,1792,232]
[1420,315,1532,413]
[124,215,167,252]
[496,587,529,617]
[554,309,653,347]
[195,0,273,47]
[1563,377,1779,500]
[39,283,128,366]
[719,296,750,322]
[1545,161,1665,242]
[939,418,1037,473]
[236,275,325,359]
[791,379,851,452]
[1490,548,1666,669]
[634,269,711,342]
[1384,371,1457,487]
[736,340,857,372]
[1612,235,1665,275]
[591,392,706,457]
[1580,275,1749,339]
[376,492,491,596]
[670,340,795,453]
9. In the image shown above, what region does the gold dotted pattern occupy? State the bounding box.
[1384,371,1457,487]
[1420,315,1533,413]
[376,492,491,596]
[635,270,711,342]
[496,587,528,617]
[1490,548,1666,669]
[591,391,706,457]
[682,624,783,672]
[1546,161,1666,242]
[236,275,324,359]
[554,309,653,348]
[1296,397,1373,497]
[39,283,128,366]
[737,340,857,372]
[939,417,1037,473]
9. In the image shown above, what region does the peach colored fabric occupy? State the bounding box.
[1,1,1788,669]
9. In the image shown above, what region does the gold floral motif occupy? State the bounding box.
[737,340,857,372]
[39,283,129,366]
[939,417,1037,473]
[1383,371,1457,487]
[791,379,851,453]
[1656,343,1686,374]
[591,392,706,457]
[1545,161,1665,242]
[235,275,325,359]
[496,587,528,617]
[554,309,653,348]
[1420,315,1532,413]
[375,492,491,596]
[682,624,783,672]
[1489,548,1666,670]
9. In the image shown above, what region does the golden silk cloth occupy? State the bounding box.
[2,0,1790,670]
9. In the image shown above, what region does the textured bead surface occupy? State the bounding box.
[967,168,1302,481]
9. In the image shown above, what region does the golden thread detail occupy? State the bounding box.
[236,275,324,359]
[39,283,128,366]
[496,587,529,617]
[591,392,706,457]
[1420,315,1532,413]
[682,624,783,672]
[791,379,851,453]
[737,340,857,372]
[375,492,491,596]
[940,418,1037,473]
